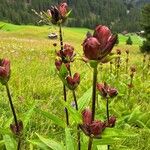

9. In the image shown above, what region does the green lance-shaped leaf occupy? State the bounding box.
[36,133,64,150]
[0,140,4,148]
[78,87,92,111]
[127,106,141,123]
[58,64,69,85]
[65,10,72,18]
[61,100,82,124]
[23,105,36,129]
[65,127,75,150]
[101,54,118,63]
[102,128,138,138]
[59,64,69,78]
[28,140,49,150]
[36,108,66,128]
[3,135,17,150]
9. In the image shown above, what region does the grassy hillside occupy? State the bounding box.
[0,22,150,150]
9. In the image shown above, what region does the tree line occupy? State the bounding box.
[0,0,148,32]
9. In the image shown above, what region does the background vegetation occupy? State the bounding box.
[0,0,149,32]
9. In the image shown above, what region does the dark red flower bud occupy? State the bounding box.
[82,25,117,61]
[128,83,134,88]
[82,108,92,125]
[58,3,68,17]
[0,58,11,85]
[130,66,136,73]
[93,25,112,51]
[106,116,116,127]
[90,120,106,136]
[50,6,61,24]
[50,3,68,25]
[10,120,23,135]
[96,83,107,97]
[116,49,121,55]
[101,35,117,58]
[63,44,76,62]
[66,73,80,90]
[108,88,118,98]
[56,44,75,63]
[53,43,57,47]
[55,59,70,71]
[126,49,129,54]
[82,37,100,60]
[55,59,62,71]
[64,44,74,57]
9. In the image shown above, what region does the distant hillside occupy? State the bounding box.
[0,0,149,32]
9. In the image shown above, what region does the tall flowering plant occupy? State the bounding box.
[0,58,23,150]
[48,2,81,149]
[82,25,117,150]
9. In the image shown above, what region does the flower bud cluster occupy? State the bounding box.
[48,3,69,25]
[82,25,117,62]
[80,108,116,138]
[55,44,80,90]
[0,58,11,85]
[97,82,118,98]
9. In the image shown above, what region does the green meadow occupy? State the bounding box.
[0,22,150,150]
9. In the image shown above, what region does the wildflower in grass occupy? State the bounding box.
[66,73,80,90]
[82,37,101,60]
[82,25,117,61]
[80,109,106,137]
[110,61,113,74]
[108,88,118,98]
[56,44,76,63]
[116,49,121,55]
[127,66,136,109]
[115,49,121,78]
[97,83,117,150]
[0,58,11,85]
[96,83,108,97]
[126,49,129,54]
[97,83,118,98]
[48,2,68,24]
[0,58,23,150]
[82,108,92,125]
[82,25,117,150]
[10,120,23,135]
[128,66,136,88]
[53,43,57,47]
[105,116,116,127]
[125,49,129,74]
[55,59,70,71]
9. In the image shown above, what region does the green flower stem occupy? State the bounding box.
[106,97,110,150]
[59,23,63,51]
[17,138,21,150]
[127,75,134,109]
[59,23,69,126]
[88,63,98,150]
[88,137,93,150]
[68,69,81,150]
[63,85,69,126]
[6,83,19,131]
[106,97,109,124]
[126,54,129,74]
[5,83,21,150]
[91,65,98,121]
[116,56,120,79]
